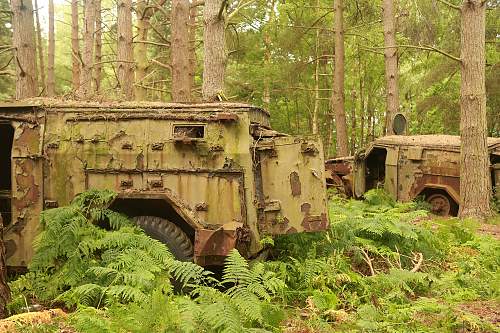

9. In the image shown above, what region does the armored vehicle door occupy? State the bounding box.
[384,147,399,200]
[256,136,328,235]
[353,152,366,198]
[2,117,44,265]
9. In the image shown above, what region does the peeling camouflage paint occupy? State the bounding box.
[0,101,329,267]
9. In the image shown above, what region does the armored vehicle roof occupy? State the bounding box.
[373,135,500,153]
[0,98,269,115]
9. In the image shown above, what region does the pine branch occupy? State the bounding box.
[369,44,461,63]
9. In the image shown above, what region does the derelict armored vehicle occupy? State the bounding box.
[326,135,500,216]
[0,100,329,268]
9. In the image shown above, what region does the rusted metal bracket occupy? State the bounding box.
[44,200,58,208]
[151,142,164,151]
[148,179,163,188]
[120,179,133,188]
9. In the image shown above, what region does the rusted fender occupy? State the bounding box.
[194,224,250,265]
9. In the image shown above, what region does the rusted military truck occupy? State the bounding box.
[326,135,500,216]
[0,100,329,268]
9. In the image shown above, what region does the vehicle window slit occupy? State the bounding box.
[173,125,205,139]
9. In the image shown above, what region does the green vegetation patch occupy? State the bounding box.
[6,189,500,332]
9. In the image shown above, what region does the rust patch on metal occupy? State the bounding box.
[194,228,238,260]
[290,172,301,196]
[195,202,208,211]
[151,142,164,151]
[301,142,318,155]
[13,159,40,211]
[301,213,328,232]
[4,240,16,259]
[14,123,39,155]
[135,152,144,169]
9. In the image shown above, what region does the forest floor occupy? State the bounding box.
[2,189,499,333]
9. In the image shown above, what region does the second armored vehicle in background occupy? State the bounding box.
[326,135,500,216]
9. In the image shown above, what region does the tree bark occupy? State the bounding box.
[359,48,365,147]
[71,0,81,92]
[117,0,134,100]
[382,0,400,135]
[11,0,37,99]
[47,0,55,96]
[331,0,348,157]
[458,0,490,219]
[93,0,102,93]
[189,5,198,98]
[78,0,95,99]
[202,0,226,101]
[0,215,10,319]
[350,90,356,154]
[171,0,191,102]
[262,0,275,108]
[34,0,45,94]
[135,0,149,100]
[312,2,320,136]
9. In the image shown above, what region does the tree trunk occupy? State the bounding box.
[78,0,95,99]
[189,4,198,99]
[331,0,348,157]
[350,90,356,154]
[47,0,55,96]
[459,0,490,219]
[382,0,400,135]
[367,91,374,142]
[202,0,226,101]
[117,0,134,100]
[93,0,102,93]
[262,0,275,108]
[135,0,149,100]
[11,0,37,99]
[359,49,365,147]
[71,0,81,92]
[171,0,191,102]
[34,0,45,94]
[312,9,320,136]
[0,215,10,319]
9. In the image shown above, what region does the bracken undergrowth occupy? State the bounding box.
[6,189,500,333]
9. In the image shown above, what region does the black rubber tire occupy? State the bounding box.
[133,216,193,261]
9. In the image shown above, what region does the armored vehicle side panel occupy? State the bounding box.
[0,101,329,267]
[326,135,500,216]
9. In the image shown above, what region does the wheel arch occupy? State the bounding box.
[108,191,205,242]
[417,185,460,216]
[417,184,460,205]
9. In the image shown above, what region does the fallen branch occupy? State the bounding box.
[411,252,424,273]
[361,248,375,276]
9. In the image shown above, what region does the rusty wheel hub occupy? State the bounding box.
[427,193,451,216]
